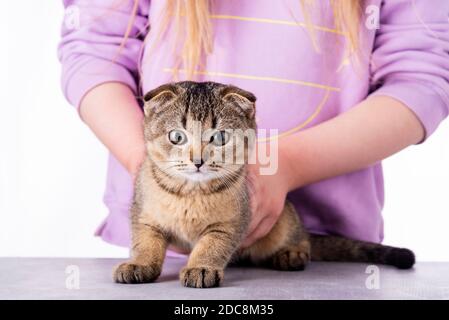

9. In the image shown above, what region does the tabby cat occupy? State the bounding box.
[113,81,415,288]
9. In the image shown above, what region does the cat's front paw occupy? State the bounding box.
[113,262,161,284]
[270,248,310,271]
[180,266,223,288]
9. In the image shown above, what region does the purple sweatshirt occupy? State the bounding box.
[58,0,449,248]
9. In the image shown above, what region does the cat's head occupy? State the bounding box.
[143,81,256,184]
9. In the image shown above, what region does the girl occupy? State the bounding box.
[58,0,449,252]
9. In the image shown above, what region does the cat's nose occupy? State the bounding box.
[194,160,204,169]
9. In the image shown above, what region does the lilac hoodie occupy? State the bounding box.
[58,0,449,247]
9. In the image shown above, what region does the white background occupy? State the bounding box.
[0,1,448,260]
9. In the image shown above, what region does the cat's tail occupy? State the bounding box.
[309,234,415,269]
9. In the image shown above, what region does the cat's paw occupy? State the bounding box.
[113,262,161,284]
[180,266,224,288]
[270,248,310,271]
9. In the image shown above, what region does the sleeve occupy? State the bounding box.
[368,0,449,141]
[57,0,150,110]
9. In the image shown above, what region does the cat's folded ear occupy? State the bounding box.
[143,83,183,117]
[221,86,256,119]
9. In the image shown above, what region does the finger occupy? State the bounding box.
[245,206,263,239]
[241,215,276,248]
[249,192,258,215]
[246,175,257,195]
[246,185,260,234]
[246,168,258,189]
[246,193,265,237]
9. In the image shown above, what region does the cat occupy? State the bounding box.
[113,81,415,288]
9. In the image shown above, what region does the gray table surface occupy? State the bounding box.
[0,257,448,300]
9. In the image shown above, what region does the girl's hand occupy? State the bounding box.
[241,144,293,248]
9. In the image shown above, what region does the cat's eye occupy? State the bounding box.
[210,130,230,146]
[168,130,187,145]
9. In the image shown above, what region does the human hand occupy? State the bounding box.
[241,145,293,248]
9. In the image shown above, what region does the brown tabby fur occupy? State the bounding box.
[113,81,415,288]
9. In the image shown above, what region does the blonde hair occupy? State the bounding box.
[122,0,362,79]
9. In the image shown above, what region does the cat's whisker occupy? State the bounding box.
[207,167,250,213]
